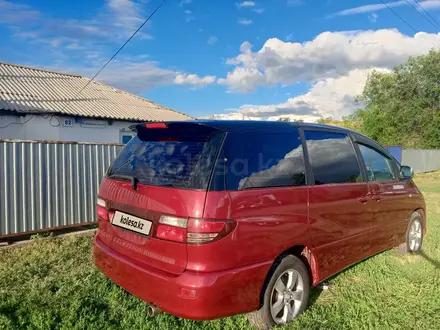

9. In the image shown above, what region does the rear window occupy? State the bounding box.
[108,124,223,190]
[216,128,306,190]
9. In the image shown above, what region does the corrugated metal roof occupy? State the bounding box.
[0,62,192,121]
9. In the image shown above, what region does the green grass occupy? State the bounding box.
[1,173,440,330]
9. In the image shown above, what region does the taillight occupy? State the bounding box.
[159,215,187,228]
[156,225,186,243]
[97,198,109,221]
[156,215,188,243]
[187,218,236,244]
[154,215,236,244]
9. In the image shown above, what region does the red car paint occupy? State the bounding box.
[93,121,426,321]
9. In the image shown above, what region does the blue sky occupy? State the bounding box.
[1,0,440,121]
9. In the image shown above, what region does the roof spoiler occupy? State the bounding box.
[130,121,223,142]
[129,121,223,133]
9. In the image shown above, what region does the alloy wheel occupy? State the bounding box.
[270,269,304,324]
[409,219,422,251]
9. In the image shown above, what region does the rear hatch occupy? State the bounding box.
[97,122,223,274]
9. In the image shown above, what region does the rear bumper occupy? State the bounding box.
[93,235,272,320]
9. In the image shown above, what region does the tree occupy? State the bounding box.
[316,117,333,124]
[277,117,304,122]
[315,116,361,131]
[352,50,440,148]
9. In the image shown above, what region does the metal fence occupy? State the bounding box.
[384,145,403,163]
[402,149,440,173]
[0,139,123,238]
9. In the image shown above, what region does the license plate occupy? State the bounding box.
[111,211,152,236]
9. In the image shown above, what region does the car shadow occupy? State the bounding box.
[308,286,324,307]
[420,250,440,269]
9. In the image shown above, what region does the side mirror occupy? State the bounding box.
[400,165,414,180]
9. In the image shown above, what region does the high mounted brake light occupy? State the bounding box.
[145,122,167,129]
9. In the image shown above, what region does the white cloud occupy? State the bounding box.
[1,1,216,95]
[238,18,253,25]
[1,0,152,49]
[200,113,261,120]
[174,73,216,86]
[253,8,265,13]
[369,12,378,23]
[220,29,440,92]
[95,61,177,93]
[180,0,192,5]
[212,68,391,121]
[218,67,265,92]
[237,1,256,8]
[65,42,84,50]
[207,36,218,45]
[107,0,143,32]
[49,60,215,94]
[330,0,440,17]
[184,9,194,22]
[331,1,405,16]
[0,0,40,23]
[421,0,440,9]
[85,51,102,59]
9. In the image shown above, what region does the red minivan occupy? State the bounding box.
[94,121,426,328]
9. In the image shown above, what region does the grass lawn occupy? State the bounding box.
[1,172,439,330]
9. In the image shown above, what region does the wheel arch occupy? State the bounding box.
[257,245,318,309]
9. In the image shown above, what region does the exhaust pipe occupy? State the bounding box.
[147,305,162,317]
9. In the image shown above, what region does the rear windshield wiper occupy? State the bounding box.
[108,174,139,190]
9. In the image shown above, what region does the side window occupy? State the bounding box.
[358,144,396,182]
[222,129,306,190]
[304,130,362,185]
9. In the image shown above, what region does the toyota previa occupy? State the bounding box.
[94,120,426,328]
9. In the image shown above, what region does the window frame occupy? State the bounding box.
[351,133,400,183]
[301,127,367,186]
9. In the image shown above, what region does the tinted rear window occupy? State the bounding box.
[108,124,223,190]
[304,130,362,185]
[217,128,306,190]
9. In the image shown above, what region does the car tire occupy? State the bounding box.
[406,213,423,253]
[395,212,424,254]
[247,255,310,329]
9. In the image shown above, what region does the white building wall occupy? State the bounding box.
[0,114,136,143]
